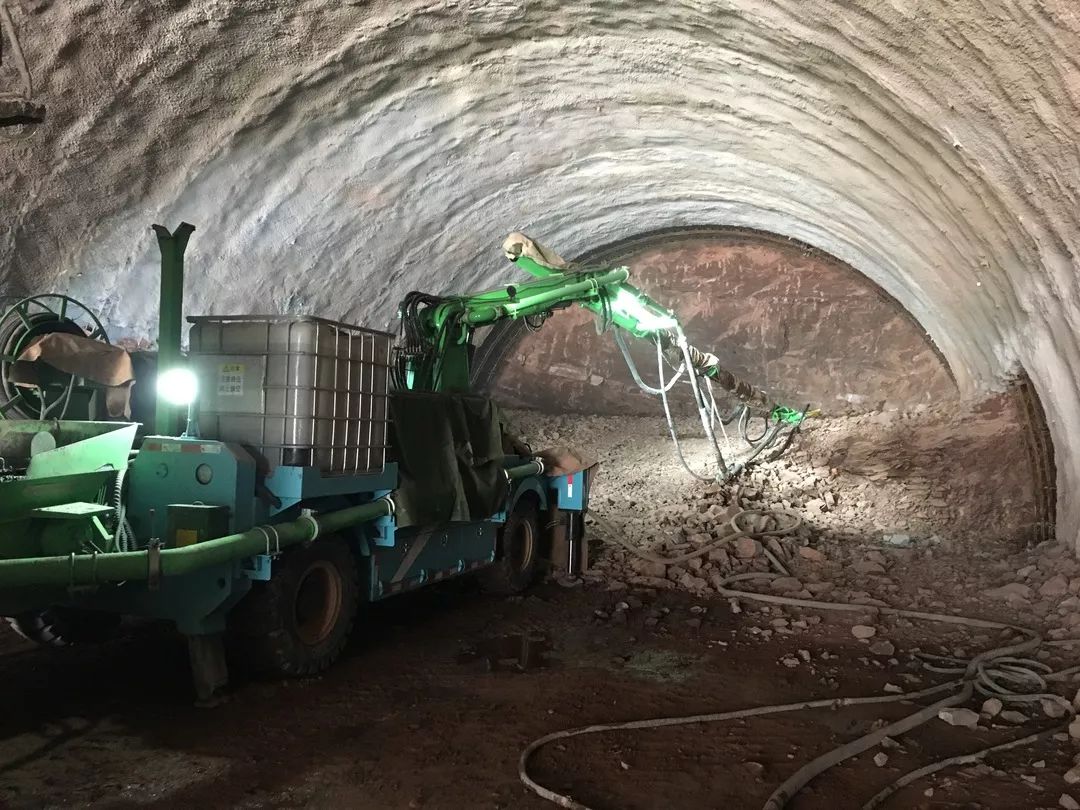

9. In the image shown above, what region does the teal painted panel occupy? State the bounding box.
[370,522,497,599]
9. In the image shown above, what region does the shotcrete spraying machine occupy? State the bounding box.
[0,225,803,702]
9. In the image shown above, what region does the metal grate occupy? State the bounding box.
[188,315,392,475]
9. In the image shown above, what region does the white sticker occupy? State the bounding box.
[218,363,244,397]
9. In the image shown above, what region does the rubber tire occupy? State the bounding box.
[228,537,360,677]
[480,497,541,596]
[6,607,120,647]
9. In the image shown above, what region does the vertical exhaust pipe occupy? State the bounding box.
[152,223,195,435]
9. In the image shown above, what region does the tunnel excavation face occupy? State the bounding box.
[484,228,1054,561]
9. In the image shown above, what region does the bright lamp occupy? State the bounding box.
[156,367,198,406]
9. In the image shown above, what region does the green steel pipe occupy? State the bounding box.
[512,256,648,334]
[503,268,628,317]
[0,497,393,588]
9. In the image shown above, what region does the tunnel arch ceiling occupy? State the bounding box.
[0,1,1077,542]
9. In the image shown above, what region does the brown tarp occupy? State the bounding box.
[11,333,135,417]
[502,232,571,271]
[536,446,598,477]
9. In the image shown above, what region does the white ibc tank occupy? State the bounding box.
[187,315,392,475]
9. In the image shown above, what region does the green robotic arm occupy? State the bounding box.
[393,232,805,480]
[398,232,783,407]
[394,264,632,393]
[501,232,777,411]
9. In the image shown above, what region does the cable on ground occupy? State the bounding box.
[520,509,1075,809]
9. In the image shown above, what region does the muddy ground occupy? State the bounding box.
[2,582,1075,810]
[1,408,1076,809]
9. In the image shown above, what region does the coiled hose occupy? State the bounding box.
[519,510,1077,810]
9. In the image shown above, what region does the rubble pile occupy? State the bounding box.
[507,403,1080,807]
[508,403,1059,628]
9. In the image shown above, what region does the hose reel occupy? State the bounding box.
[0,294,109,420]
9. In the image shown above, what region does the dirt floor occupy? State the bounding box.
[1,407,1077,809]
[1,579,1077,810]
[0,582,1075,810]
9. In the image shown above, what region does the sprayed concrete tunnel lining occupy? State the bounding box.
[1,0,1078,546]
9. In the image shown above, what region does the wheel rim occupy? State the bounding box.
[508,518,536,574]
[294,560,343,646]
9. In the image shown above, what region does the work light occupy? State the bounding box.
[156,367,198,406]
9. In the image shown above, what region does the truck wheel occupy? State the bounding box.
[480,496,540,596]
[6,607,120,647]
[229,537,359,677]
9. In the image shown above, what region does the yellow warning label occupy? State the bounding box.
[218,363,244,397]
[174,529,200,548]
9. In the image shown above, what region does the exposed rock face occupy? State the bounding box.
[0,1,1078,544]
[493,231,958,415]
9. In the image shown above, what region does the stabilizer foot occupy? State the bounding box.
[187,633,229,707]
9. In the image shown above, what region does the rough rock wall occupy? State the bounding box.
[492,230,958,415]
[0,1,1078,542]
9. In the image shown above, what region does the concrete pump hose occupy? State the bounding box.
[519,507,1069,810]
[518,681,965,810]
[761,682,975,810]
[860,725,1065,809]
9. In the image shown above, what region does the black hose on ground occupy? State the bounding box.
[519,510,1074,810]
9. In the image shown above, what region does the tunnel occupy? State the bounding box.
[481,227,1055,550]
[1,2,1079,808]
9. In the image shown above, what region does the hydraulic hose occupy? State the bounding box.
[673,328,729,479]
[613,329,685,395]
[657,338,719,482]
[729,405,805,477]
[111,466,131,552]
[658,332,773,409]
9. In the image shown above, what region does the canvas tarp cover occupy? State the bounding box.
[12,332,135,417]
[389,391,508,529]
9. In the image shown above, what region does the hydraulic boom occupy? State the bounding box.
[395,232,808,481]
[502,233,776,410]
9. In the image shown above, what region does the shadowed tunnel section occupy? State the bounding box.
[0,2,1077,543]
